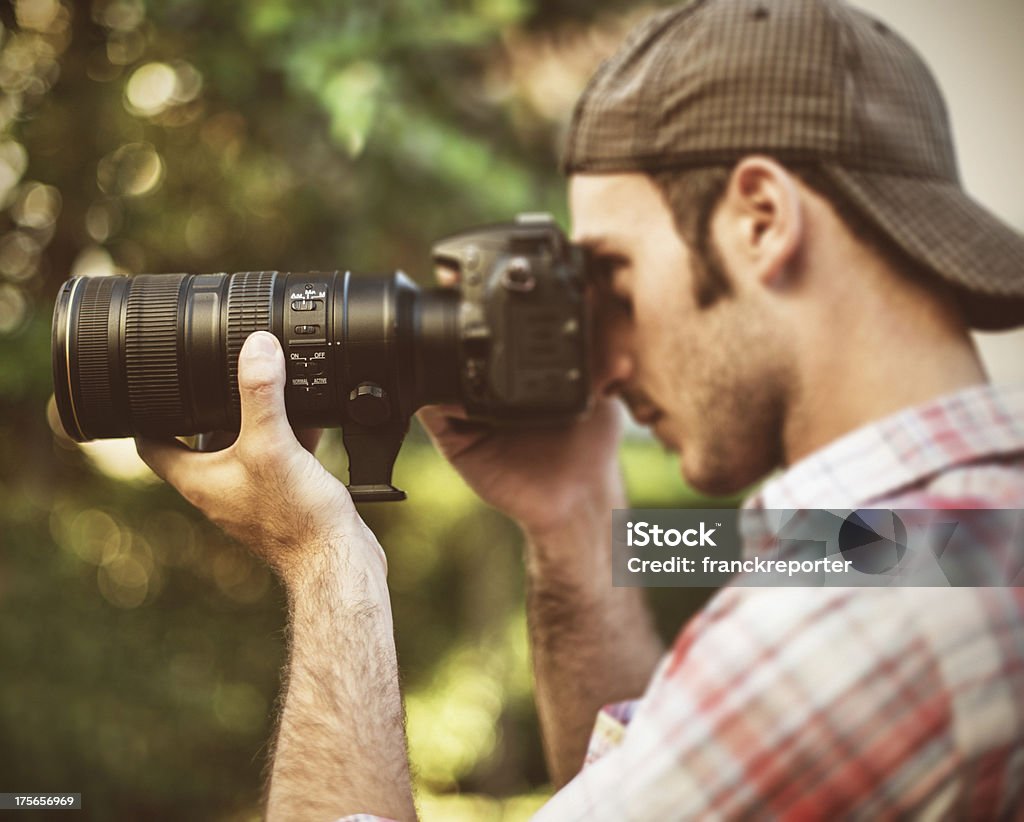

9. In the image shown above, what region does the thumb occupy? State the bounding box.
[237,331,297,448]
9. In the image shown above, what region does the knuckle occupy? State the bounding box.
[239,368,278,396]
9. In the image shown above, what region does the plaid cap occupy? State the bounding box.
[563,0,1024,329]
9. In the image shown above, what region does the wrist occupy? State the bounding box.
[516,459,625,541]
[521,469,625,582]
[276,525,389,603]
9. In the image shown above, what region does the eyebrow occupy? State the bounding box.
[573,233,611,252]
[574,237,631,286]
[573,234,632,266]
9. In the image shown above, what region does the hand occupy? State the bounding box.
[417,267,629,536]
[136,331,384,579]
[136,334,410,820]
[417,398,622,531]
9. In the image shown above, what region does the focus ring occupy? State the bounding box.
[75,276,116,437]
[226,271,275,423]
[125,274,187,434]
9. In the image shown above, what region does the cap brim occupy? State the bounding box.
[822,164,1024,330]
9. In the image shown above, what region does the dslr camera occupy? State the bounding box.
[52,215,590,501]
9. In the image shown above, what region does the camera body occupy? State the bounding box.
[52,214,591,501]
[433,213,588,422]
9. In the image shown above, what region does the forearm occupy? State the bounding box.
[522,477,664,787]
[267,540,416,822]
[134,336,415,819]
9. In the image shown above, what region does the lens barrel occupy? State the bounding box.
[51,216,590,501]
[52,271,460,442]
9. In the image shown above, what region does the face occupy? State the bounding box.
[570,172,789,495]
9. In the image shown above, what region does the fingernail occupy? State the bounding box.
[243,332,277,359]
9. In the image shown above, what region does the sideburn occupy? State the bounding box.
[692,213,733,308]
[651,167,735,308]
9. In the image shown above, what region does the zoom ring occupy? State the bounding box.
[226,271,276,423]
[75,276,117,436]
[125,274,188,434]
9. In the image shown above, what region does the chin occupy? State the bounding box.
[679,451,758,499]
[682,469,745,498]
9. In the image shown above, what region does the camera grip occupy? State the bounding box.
[342,416,409,502]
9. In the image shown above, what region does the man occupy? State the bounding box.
[137,0,1024,818]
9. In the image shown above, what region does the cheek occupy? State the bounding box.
[632,284,698,374]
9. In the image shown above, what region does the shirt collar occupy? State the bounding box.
[744,382,1024,511]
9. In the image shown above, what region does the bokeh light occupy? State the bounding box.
[0,141,28,204]
[125,60,203,119]
[141,510,199,569]
[0,231,39,280]
[213,681,267,734]
[0,283,27,333]
[11,181,61,229]
[70,245,117,277]
[93,0,145,33]
[78,437,161,484]
[125,62,177,116]
[97,142,165,197]
[61,507,124,566]
[406,645,507,790]
[15,0,62,32]
[106,29,145,66]
[84,199,124,243]
[97,552,150,608]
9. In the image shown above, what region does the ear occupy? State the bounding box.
[717,156,803,288]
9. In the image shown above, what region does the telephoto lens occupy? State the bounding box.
[51,215,590,501]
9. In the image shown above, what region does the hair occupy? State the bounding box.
[650,161,942,307]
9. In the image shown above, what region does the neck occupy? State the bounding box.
[783,279,987,466]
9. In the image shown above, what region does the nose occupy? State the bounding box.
[593,351,634,398]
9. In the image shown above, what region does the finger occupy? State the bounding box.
[135,435,210,490]
[295,428,323,455]
[416,404,469,436]
[197,430,238,452]
[416,404,491,442]
[417,403,469,425]
[236,332,299,452]
[434,264,460,288]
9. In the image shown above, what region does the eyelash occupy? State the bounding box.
[589,259,633,313]
[590,255,628,282]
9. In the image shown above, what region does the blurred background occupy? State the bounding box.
[0,0,1020,819]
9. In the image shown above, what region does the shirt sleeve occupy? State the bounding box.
[582,698,638,766]
[332,586,1020,821]
[530,585,969,820]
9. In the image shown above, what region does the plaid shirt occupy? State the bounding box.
[343,382,1024,821]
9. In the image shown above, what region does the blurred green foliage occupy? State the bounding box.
[0,0,725,818]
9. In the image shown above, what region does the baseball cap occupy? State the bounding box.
[563,0,1024,329]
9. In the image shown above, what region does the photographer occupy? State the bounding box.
[137,0,1024,819]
